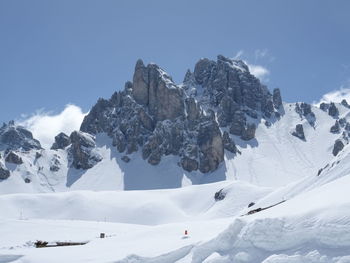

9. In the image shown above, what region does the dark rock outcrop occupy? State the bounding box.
[222,131,237,153]
[241,123,256,141]
[229,111,246,136]
[330,121,340,133]
[5,151,23,164]
[214,189,226,201]
[198,121,224,173]
[148,148,161,165]
[320,102,329,112]
[132,60,184,121]
[0,165,10,180]
[180,156,198,172]
[328,103,339,117]
[69,131,102,170]
[50,154,61,172]
[332,139,344,156]
[346,123,350,131]
[273,88,283,109]
[292,124,305,140]
[339,118,347,127]
[0,121,41,151]
[341,99,350,108]
[248,202,255,208]
[295,103,316,126]
[51,132,71,150]
[35,152,42,159]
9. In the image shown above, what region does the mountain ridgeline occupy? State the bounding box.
[1,55,349,191]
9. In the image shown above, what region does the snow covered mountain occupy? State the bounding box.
[1,55,350,262]
[0,55,349,193]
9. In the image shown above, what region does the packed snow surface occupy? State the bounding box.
[1,173,350,262]
[1,103,350,262]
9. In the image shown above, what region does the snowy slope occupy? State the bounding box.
[1,167,350,262]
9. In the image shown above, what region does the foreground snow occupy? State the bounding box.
[1,172,350,262]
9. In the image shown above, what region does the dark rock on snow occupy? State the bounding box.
[198,121,224,173]
[330,121,340,133]
[69,131,102,170]
[0,121,41,151]
[222,131,237,153]
[292,124,305,140]
[214,189,226,201]
[0,165,10,180]
[51,132,71,150]
[5,151,23,164]
[333,139,344,156]
[328,102,339,117]
[341,99,350,108]
[319,102,329,112]
[50,155,61,172]
[180,156,198,172]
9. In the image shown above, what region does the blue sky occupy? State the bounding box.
[1,0,350,124]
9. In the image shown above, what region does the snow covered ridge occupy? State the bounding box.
[2,55,350,192]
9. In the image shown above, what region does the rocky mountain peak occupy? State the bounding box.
[0,121,41,151]
[132,60,184,121]
[78,55,283,173]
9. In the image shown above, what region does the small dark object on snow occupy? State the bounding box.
[248,202,255,208]
[35,240,87,248]
[248,208,262,215]
[35,241,48,248]
[24,178,31,183]
[214,189,226,201]
[100,233,105,238]
[245,200,286,216]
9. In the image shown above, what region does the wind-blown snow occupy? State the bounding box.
[313,82,350,105]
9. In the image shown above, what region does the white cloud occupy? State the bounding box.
[18,104,87,149]
[231,50,271,82]
[254,49,268,59]
[313,81,350,106]
[254,49,275,62]
[246,63,270,82]
[234,50,244,59]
